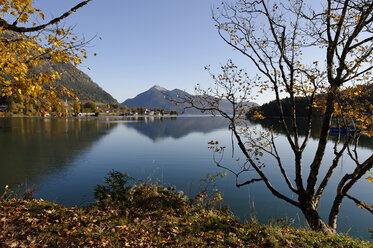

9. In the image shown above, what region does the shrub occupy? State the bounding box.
[127,184,188,211]
[94,170,134,202]
[94,170,189,212]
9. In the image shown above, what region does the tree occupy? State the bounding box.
[8,100,17,113]
[122,105,129,114]
[181,0,373,233]
[110,103,120,109]
[0,0,92,113]
[138,107,146,115]
[83,101,97,113]
[73,100,81,113]
[131,106,138,114]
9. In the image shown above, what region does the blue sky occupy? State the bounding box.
[34,0,262,103]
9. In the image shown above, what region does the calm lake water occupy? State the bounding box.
[0,116,372,239]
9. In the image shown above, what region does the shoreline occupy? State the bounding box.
[1,189,371,247]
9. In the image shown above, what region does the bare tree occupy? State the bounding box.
[180,0,373,233]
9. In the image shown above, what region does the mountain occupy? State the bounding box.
[122,85,173,109]
[121,85,190,113]
[1,31,117,105]
[121,85,258,114]
[38,63,118,104]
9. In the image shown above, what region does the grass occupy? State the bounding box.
[0,183,372,247]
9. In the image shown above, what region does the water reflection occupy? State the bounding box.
[0,118,117,190]
[250,118,373,149]
[0,116,229,200]
[121,116,229,142]
[240,117,373,239]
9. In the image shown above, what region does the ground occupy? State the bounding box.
[0,184,372,247]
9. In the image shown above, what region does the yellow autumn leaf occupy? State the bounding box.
[0,0,91,115]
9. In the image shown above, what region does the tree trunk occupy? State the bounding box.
[302,206,335,233]
[328,194,343,230]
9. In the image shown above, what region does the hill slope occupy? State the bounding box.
[39,63,118,104]
[0,31,117,105]
[259,84,373,117]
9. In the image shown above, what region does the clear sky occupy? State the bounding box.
[34,0,262,104]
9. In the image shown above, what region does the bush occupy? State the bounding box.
[94,170,189,211]
[94,170,134,202]
[82,101,97,113]
[127,184,188,211]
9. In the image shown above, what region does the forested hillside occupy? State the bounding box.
[43,63,118,104]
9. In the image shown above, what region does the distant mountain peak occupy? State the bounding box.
[151,85,167,91]
[121,85,258,115]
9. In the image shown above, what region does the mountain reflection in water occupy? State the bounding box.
[120,116,229,142]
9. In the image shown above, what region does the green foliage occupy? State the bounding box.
[137,107,146,115]
[260,96,323,117]
[94,170,134,202]
[259,86,373,118]
[109,103,119,109]
[82,100,97,113]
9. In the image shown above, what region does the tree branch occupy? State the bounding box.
[0,0,92,33]
[346,194,373,214]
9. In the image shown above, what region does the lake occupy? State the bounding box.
[0,116,372,239]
